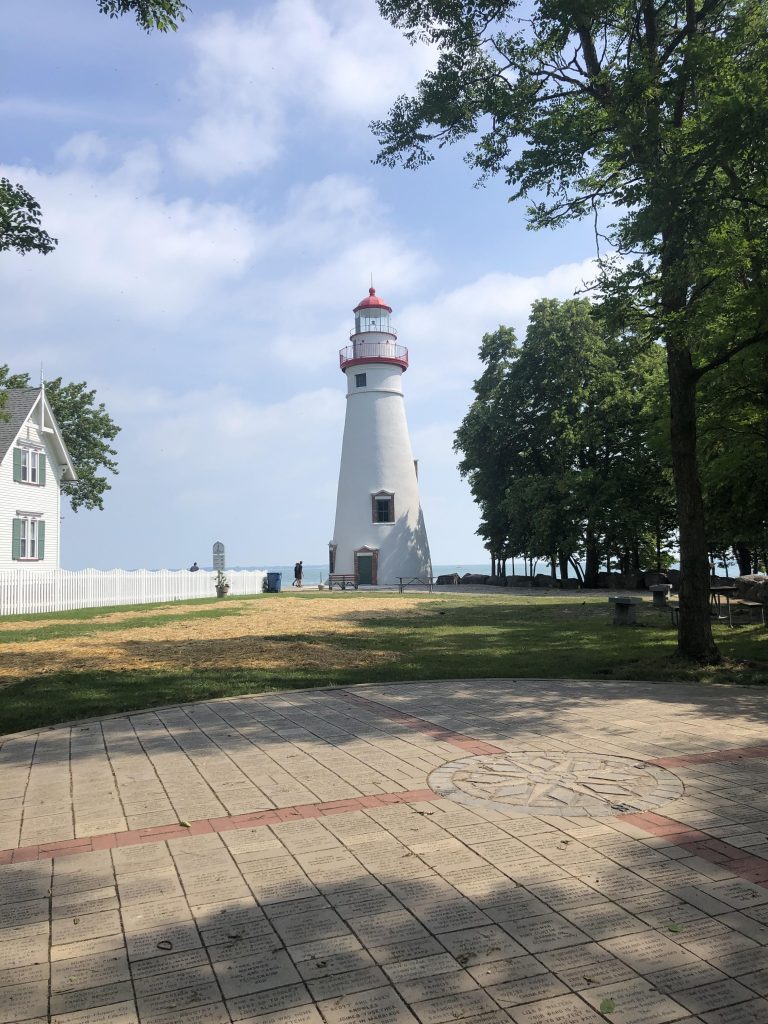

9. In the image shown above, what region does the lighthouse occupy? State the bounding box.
[330,286,431,585]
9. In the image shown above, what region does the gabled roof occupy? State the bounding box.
[0,388,77,481]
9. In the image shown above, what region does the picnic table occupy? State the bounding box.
[710,585,737,621]
[398,576,435,593]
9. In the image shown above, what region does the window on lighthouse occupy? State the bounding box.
[372,493,394,523]
[355,373,367,388]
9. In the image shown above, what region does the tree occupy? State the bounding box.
[699,345,768,572]
[374,0,768,661]
[0,367,120,511]
[454,326,519,575]
[1,0,189,256]
[455,301,672,584]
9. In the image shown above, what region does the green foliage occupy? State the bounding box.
[454,300,674,580]
[0,179,58,256]
[375,0,768,659]
[0,367,120,512]
[96,0,189,33]
[699,344,768,560]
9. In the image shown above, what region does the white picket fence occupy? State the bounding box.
[0,568,267,616]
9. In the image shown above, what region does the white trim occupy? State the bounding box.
[28,392,78,481]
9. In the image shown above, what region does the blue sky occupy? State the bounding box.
[3,0,598,569]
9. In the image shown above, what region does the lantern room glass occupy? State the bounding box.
[354,307,392,334]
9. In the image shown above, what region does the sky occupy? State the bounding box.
[2,0,599,570]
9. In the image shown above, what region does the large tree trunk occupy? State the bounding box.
[733,541,752,577]
[558,550,569,580]
[584,525,599,588]
[667,344,718,661]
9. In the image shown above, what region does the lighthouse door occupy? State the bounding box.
[357,554,373,585]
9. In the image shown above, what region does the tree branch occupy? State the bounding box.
[694,329,768,381]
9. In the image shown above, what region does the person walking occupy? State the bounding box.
[293,560,303,587]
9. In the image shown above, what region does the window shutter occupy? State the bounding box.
[13,448,21,482]
[39,454,47,486]
[12,519,22,560]
[37,520,46,560]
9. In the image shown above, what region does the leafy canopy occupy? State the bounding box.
[455,300,672,576]
[375,0,768,659]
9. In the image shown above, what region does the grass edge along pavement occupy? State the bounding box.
[1,589,766,734]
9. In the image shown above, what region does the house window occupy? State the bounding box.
[355,373,367,388]
[22,518,36,558]
[371,491,395,524]
[13,447,46,486]
[12,516,46,561]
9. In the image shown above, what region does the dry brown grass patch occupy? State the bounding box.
[0,592,424,681]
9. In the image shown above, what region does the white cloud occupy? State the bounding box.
[171,0,432,181]
[400,260,599,397]
[56,132,110,166]
[0,150,261,333]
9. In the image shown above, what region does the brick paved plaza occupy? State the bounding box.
[1,677,767,1023]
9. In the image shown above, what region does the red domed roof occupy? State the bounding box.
[354,286,392,314]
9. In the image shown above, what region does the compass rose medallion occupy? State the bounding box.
[429,751,683,817]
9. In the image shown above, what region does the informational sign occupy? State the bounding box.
[212,541,225,572]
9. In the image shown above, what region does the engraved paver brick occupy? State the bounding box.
[50,980,135,1016]
[318,985,419,1023]
[226,982,312,1020]
[580,978,690,1024]
[487,971,570,1007]
[214,950,301,999]
[439,925,527,966]
[673,978,756,1014]
[601,932,700,973]
[506,994,606,1023]
[411,988,500,1022]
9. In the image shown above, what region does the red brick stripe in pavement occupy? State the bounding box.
[620,810,768,884]
[2,695,767,873]
[652,744,768,767]
[0,788,441,865]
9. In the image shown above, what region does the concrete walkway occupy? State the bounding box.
[1,677,767,1023]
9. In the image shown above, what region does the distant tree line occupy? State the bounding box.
[455,299,767,584]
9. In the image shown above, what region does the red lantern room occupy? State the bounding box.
[340,286,408,372]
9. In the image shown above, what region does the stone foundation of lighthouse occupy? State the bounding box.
[330,287,431,586]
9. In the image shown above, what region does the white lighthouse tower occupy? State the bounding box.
[330,286,431,586]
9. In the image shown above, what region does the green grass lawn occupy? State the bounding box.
[1,590,766,735]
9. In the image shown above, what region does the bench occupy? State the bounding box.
[649,584,672,608]
[729,600,765,627]
[671,600,764,628]
[608,595,642,625]
[328,574,359,590]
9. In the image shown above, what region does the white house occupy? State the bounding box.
[330,286,431,585]
[0,388,77,570]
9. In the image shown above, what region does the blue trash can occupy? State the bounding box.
[266,572,282,593]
